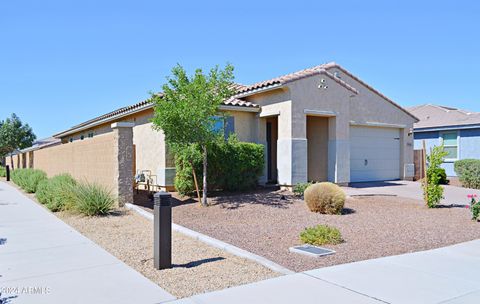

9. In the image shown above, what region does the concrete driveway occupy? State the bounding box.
[344,180,480,206]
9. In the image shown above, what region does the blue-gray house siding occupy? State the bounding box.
[414,128,480,176]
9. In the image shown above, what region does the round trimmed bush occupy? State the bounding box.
[304,182,346,215]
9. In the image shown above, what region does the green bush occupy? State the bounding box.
[72,182,114,216]
[468,195,480,221]
[174,136,264,195]
[455,159,480,189]
[11,168,47,193]
[0,166,5,177]
[36,174,77,212]
[293,182,314,196]
[434,167,449,185]
[300,225,343,246]
[304,182,346,215]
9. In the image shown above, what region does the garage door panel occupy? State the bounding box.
[351,137,400,148]
[350,159,400,171]
[350,149,400,160]
[350,126,401,182]
[350,127,400,138]
[351,169,400,182]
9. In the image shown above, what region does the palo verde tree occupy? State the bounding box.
[152,64,235,206]
[0,113,36,169]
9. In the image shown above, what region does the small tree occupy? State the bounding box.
[0,113,36,169]
[151,64,235,206]
[422,145,448,208]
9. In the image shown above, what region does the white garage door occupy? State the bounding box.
[350,126,401,182]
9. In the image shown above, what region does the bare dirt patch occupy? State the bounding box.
[155,189,480,272]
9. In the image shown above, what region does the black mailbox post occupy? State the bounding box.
[154,191,172,270]
[6,165,10,181]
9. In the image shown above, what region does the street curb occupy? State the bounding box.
[125,203,295,275]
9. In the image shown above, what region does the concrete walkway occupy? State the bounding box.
[0,181,175,304]
[172,239,480,304]
[344,180,480,206]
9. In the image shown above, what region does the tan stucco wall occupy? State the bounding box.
[329,67,415,125]
[224,111,257,142]
[59,108,173,186]
[34,133,116,191]
[6,154,21,169]
[239,69,416,185]
[307,116,328,181]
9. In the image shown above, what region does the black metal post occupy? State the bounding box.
[154,191,172,270]
[6,165,10,181]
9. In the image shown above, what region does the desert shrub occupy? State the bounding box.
[36,174,76,212]
[455,159,480,189]
[11,168,47,193]
[0,166,5,177]
[423,146,448,208]
[72,182,114,216]
[174,136,264,195]
[300,225,343,246]
[304,182,346,215]
[293,182,314,196]
[11,168,26,187]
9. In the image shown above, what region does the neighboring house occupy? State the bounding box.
[408,104,480,176]
[52,62,417,188]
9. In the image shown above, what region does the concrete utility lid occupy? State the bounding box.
[289,245,335,257]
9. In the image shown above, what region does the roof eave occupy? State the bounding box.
[234,83,284,98]
[53,102,155,138]
[414,123,480,132]
[219,105,260,112]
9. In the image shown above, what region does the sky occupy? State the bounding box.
[1,0,479,139]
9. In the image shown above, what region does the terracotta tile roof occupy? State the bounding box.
[408,104,480,130]
[69,98,156,130]
[55,63,415,137]
[223,97,259,108]
[235,62,358,95]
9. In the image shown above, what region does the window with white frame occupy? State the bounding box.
[441,131,458,160]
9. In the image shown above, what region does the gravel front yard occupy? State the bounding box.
[159,189,480,272]
[56,210,279,298]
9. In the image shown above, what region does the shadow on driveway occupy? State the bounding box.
[348,181,406,188]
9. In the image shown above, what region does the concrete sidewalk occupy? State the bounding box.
[344,180,480,206]
[0,181,175,304]
[172,240,480,304]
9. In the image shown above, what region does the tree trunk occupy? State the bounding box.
[10,152,14,170]
[201,145,208,207]
[190,161,201,204]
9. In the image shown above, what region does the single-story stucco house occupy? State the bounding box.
[409,104,480,176]
[51,62,417,188]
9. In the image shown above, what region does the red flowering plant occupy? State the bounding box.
[467,194,480,221]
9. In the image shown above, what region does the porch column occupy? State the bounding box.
[253,115,268,185]
[112,122,135,207]
[277,101,308,186]
[327,117,350,185]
